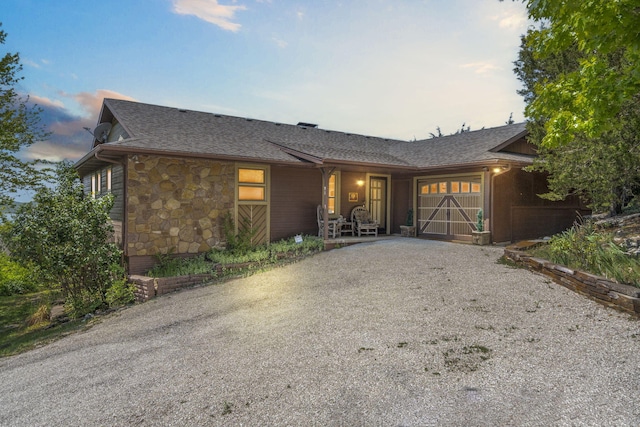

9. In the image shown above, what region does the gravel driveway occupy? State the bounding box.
[1,238,639,426]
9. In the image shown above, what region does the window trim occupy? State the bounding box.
[327,171,341,216]
[237,165,269,203]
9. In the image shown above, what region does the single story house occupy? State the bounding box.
[75,99,587,274]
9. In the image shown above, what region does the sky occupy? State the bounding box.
[2,0,531,166]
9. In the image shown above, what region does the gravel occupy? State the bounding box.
[0,238,639,426]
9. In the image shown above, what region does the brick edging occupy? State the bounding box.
[128,274,215,302]
[503,248,640,316]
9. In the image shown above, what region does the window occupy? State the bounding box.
[91,171,101,198]
[238,167,267,201]
[106,167,112,192]
[323,172,340,215]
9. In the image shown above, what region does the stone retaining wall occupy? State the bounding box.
[504,248,640,316]
[129,274,216,302]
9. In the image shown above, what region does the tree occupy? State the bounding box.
[1,163,124,317]
[516,0,640,149]
[0,23,50,206]
[514,26,640,213]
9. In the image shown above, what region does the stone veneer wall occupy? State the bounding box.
[126,155,234,257]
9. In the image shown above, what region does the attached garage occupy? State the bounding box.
[417,174,483,241]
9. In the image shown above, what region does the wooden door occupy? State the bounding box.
[417,176,482,240]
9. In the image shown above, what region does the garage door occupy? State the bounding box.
[417,175,482,240]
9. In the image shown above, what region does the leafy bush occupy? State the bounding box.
[148,235,323,278]
[222,211,258,253]
[544,221,640,286]
[0,253,39,296]
[105,278,136,308]
[148,254,215,278]
[0,163,123,318]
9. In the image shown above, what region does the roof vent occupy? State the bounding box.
[297,122,318,128]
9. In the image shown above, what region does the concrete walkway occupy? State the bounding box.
[0,238,638,426]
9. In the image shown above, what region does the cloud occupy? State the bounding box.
[20,90,135,163]
[461,62,501,74]
[70,89,136,117]
[23,58,41,69]
[172,0,247,32]
[494,10,527,30]
[272,36,288,48]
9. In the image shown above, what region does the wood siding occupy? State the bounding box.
[80,163,124,221]
[497,137,537,155]
[270,167,321,240]
[391,177,412,233]
[491,168,588,243]
[339,171,367,219]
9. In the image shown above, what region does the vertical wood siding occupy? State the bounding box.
[270,167,321,240]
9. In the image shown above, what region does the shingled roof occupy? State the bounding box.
[78,99,532,171]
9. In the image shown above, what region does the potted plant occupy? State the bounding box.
[472,209,491,245]
[400,208,415,237]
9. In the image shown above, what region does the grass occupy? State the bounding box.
[0,289,91,357]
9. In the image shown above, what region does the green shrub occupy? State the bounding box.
[0,253,39,296]
[0,163,123,317]
[105,278,136,308]
[148,254,215,278]
[545,221,640,286]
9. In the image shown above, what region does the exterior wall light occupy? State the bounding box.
[356,180,365,186]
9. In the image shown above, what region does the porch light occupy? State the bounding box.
[356,180,365,187]
[492,167,502,174]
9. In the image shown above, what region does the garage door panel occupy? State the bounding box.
[417,176,482,239]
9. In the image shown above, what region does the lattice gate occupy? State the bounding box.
[237,204,268,246]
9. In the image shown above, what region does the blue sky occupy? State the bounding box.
[3,0,530,164]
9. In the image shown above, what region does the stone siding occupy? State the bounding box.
[126,155,234,257]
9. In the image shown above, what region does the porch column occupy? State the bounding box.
[320,167,335,240]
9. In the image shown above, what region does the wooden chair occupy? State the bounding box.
[351,205,378,237]
[317,205,339,238]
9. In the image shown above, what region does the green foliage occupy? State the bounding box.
[0,23,52,206]
[148,254,215,278]
[222,211,258,253]
[1,163,123,318]
[541,221,640,287]
[148,235,323,278]
[0,253,38,296]
[514,24,640,213]
[518,0,640,148]
[105,278,136,308]
[476,209,483,232]
[405,208,413,226]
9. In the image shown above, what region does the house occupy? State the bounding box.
[75,99,587,274]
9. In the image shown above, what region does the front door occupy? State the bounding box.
[369,177,387,234]
[417,175,482,241]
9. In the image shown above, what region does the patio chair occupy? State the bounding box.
[350,205,378,237]
[317,205,339,238]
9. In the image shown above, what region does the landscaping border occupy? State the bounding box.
[503,245,640,317]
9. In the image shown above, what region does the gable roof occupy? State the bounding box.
[77,99,533,172]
